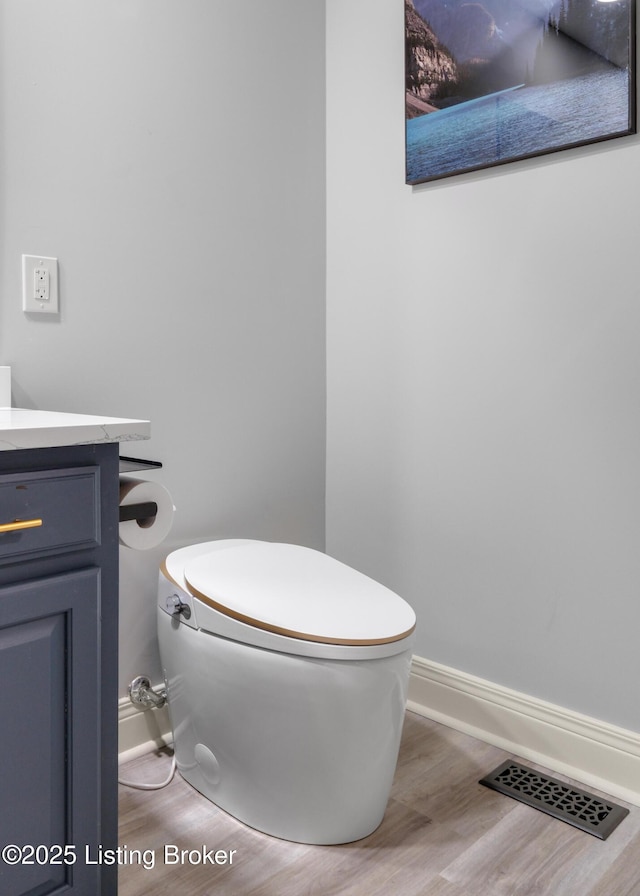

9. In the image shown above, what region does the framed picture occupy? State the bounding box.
[405,0,636,185]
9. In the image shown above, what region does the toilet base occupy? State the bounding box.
[158,607,413,844]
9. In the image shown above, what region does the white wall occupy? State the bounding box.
[326,0,640,731]
[0,0,326,695]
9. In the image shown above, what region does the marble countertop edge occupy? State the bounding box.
[0,408,151,451]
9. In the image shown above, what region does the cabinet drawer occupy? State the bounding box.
[0,466,100,563]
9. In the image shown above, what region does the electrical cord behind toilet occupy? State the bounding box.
[118,753,177,791]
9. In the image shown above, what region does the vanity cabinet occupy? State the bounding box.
[0,443,120,896]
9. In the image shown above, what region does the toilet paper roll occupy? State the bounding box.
[119,477,175,550]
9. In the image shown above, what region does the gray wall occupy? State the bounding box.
[326,0,640,731]
[0,0,326,695]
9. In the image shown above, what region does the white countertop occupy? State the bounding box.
[0,408,150,451]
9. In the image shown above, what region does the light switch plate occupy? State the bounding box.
[22,254,59,314]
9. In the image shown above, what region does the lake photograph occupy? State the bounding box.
[405,0,635,184]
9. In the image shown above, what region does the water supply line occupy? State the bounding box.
[118,676,176,791]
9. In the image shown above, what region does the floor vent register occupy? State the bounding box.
[479,760,629,840]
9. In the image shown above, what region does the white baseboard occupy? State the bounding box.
[118,692,172,765]
[408,655,640,807]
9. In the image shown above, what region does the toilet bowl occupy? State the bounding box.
[157,539,416,844]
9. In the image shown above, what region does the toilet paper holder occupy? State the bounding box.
[119,501,158,523]
[118,455,163,523]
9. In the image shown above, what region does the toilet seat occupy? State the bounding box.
[183,541,416,647]
[160,540,416,658]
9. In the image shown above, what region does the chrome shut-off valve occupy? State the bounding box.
[128,675,167,709]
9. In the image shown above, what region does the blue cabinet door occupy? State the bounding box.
[0,568,102,895]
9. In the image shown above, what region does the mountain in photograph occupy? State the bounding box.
[405,0,457,117]
[406,0,526,113]
[413,0,553,63]
[406,0,631,118]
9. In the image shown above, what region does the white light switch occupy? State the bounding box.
[22,255,59,314]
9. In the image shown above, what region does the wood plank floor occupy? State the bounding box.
[118,711,640,895]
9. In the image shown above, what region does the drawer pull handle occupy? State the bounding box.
[0,518,43,534]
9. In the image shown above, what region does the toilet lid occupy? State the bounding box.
[183,542,416,646]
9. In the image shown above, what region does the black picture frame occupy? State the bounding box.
[405,0,636,185]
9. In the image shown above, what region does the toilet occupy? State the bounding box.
[157,539,416,844]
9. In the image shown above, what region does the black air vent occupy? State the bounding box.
[480,760,629,840]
